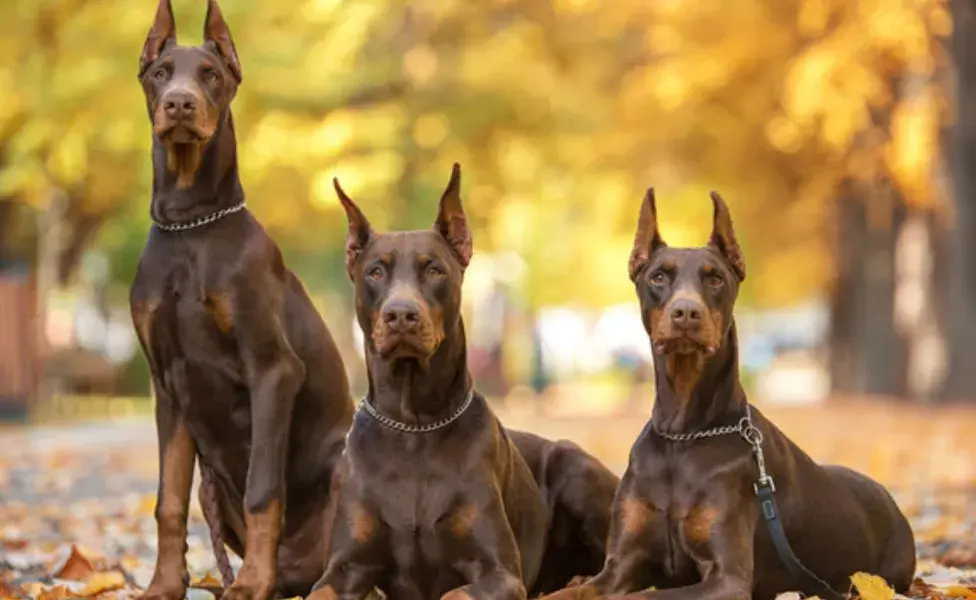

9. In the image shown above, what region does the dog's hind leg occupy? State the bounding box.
[879,510,917,593]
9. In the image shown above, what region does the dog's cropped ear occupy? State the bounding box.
[433,163,473,268]
[334,178,372,279]
[708,191,746,281]
[628,188,667,282]
[139,0,176,77]
[204,0,242,83]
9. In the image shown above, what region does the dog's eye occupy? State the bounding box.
[367,266,385,280]
[152,68,168,81]
[707,274,724,288]
[649,271,668,286]
[426,265,445,278]
[203,68,220,83]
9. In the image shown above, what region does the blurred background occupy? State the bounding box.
[1,0,976,584]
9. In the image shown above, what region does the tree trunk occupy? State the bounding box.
[942,0,976,401]
[0,201,12,265]
[829,178,910,397]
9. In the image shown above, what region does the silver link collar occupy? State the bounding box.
[357,389,475,433]
[652,404,774,490]
[152,201,247,232]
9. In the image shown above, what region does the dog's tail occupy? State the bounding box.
[200,461,236,589]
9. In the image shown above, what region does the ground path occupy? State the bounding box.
[1,396,974,598]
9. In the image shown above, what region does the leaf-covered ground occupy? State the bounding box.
[0,400,974,599]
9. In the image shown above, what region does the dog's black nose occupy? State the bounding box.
[162,89,197,120]
[669,299,702,329]
[382,300,422,333]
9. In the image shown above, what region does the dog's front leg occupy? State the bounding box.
[140,384,197,600]
[221,282,306,600]
[538,476,661,600]
[613,505,756,600]
[438,494,532,600]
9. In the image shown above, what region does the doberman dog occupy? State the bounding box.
[539,191,916,600]
[307,164,619,600]
[131,1,353,598]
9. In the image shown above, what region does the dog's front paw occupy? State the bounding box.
[306,585,339,600]
[220,584,274,600]
[137,581,186,600]
[219,569,274,600]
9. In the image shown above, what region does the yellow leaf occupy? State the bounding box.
[850,572,895,600]
[191,572,224,588]
[37,586,73,600]
[945,586,976,600]
[80,571,125,596]
[135,493,156,517]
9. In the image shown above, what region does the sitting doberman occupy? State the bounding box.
[130,1,353,598]
[307,164,619,600]
[540,191,916,600]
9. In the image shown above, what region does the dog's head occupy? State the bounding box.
[335,164,472,370]
[628,190,746,360]
[138,0,241,187]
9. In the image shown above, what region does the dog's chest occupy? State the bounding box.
[628,439,744,583]
[350,434,482,594]
[130,238,247,422]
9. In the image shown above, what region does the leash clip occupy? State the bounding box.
[753,476,776,495]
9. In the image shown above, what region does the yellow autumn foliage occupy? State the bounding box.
[0,0,947,307]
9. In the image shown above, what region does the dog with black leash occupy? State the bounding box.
[538,190,916,600]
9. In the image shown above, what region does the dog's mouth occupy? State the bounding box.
[155,122,211,145]
[652,335,719,357]
[374,332,439,364]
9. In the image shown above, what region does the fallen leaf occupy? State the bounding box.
[851,572,895,600]
[53,544,95,581]
[191,572,223,588]
[37,585,73,600]
[1,539,28,551]
[135,494,156,517]
[80,570,126,596]
[944,585,976,599]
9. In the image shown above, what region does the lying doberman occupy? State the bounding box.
[307,165,619,600]
[131,1,353,598]
[540,191,916,600]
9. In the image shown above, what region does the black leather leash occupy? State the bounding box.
[740,406,847,600]
[653,404,847,600]
[753,478,846,600]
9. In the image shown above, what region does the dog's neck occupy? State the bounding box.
[365,320,473,426]
[651,321,747,434]
[149,111,245,226]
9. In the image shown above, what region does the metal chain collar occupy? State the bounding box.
[357,389,475,434]
[152,201,247,232]
[652,404,774,490]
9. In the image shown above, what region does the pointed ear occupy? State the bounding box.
[204,0,242,83]
[433,163,472,268]
[708,191,746,281]
[628,188,666,282]
[139,0,176,76]
[333,178,372,279]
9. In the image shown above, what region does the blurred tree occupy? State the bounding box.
[944,0,976,400]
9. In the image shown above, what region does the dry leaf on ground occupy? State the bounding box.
[80,570,126,596]
[944,585,976,599]
[52,544,96,581]
[851,572,895,600]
